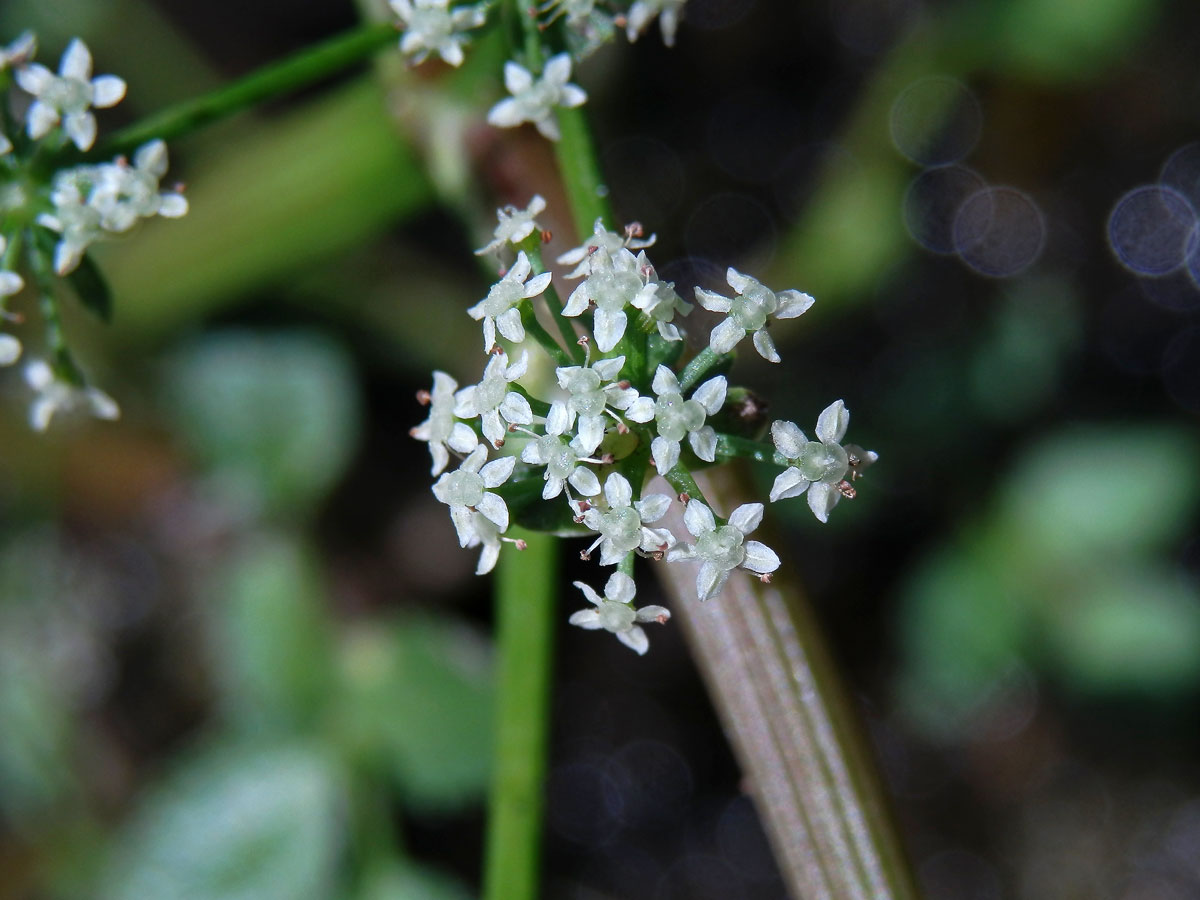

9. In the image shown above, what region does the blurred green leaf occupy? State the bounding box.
[67,252,116,323]
[335,618,493,813]
[1038,566,1200,695]
[997,426,1199,563]
[164,330,361,516]
[994,0,1161,83]
[208,534,334,732]
[101,742,345,900]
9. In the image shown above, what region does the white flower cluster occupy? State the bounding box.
[413,197,877,655]
[0,33,187,430]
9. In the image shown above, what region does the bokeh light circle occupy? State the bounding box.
[903,165,988,254]
[952,186,1045,277]
[1108,185,1195,276]
[890,76,983,166]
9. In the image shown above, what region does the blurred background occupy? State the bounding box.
[1,0,1199,897]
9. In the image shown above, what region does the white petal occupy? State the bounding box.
[0,271,23,297]
[725,267,753,293]
[15,62,52,95]
[683,499,715,538]
[562,283,591,316]
[460,444,489,472]
[593,307,626,353]
[752,327,780,363]
[505,351,529,380]
[693,286,731,313]
[728,503,764,535]
[807,482,838,523]
[542,475,564,499]
[158,193,189,218]
[480,454,516,488]
[573,580,604,606]
[523,272,553,299]
[487,98,524,128]
[635,605,670,623]
[709,317,744,355]
[640,526,675,553]
[24,359,53,390]
[27,102,58,140]
[448,422,479,453]
[695,561,728,603]
[568,466,601,496]
[651,436,679,474]
[503,60,533,93]
[86,390,121,421]
[742,540,780,574]
[542,52,572,85]
[560,84,588,108]
[90,75,127,108]
[692,376,727,415]
[429,442,450,476]
[521,441,549,464]
[481,411,504,445]
[575,414,605,455]
[771,420,807,459]
[604,473,633,508]
[689,427,717,463]
[29,396,55,432]
[64,111,96,151]
[569,609,604,629]
[635,493,670,523]
[496,307,525,343]
[546,400,571,436]
[617,626,649,655]
[449,505,476,546]
[476,491,509,530]
[476,539,501,574]
[440,41,465,67]
[651,364,678,397]
[625,397,655,423]
[605,571,637,604]
[815,400,849,443]
[0,334,21,365]
[775,290,815,319]
[598,540,625,566]
[60,39,92,80]
[592,356,624,382]
[499,391,532,425]
[769,467,810,502]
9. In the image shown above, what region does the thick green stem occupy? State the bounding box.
[551,107,611,240]
[525,245,584,365]
[678,346,729,393]
[90,23,398,158]
[483,529,558,900]
[715,432,788,467]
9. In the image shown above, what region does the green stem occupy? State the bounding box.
[519,302,572,368]
[483,528,558,900]
[525,245,584,365]
[552,106,610,240]
[661,463,708,506]
[90,23,398,159]
[678,346,729,393]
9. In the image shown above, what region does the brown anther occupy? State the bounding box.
[490,344,505,355]
[576,499,592,511]
[625,222,644,238]
[654,612,669,624]
[837,480,857,500]
[115,155,129,167]
[678,491,691,504]
[498,266,509,277]
[759,573,773,585]
[658,542,669,553]
[173,181,188,194]
[408,426,420,438]
[649,550,664,561]
[617,380,631,389]
[416,389,432,405]
[493,438,505,449]
[508,423,519,432]
[613,13,627,26]
[580,550,591,561]
[515,539,528,551]
[599,453,615,465]
[541,229,553,243]
[577,335,589,346]
[616,423,629,435]
[573,514,586,524]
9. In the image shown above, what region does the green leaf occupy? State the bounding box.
[66,252,114,323]
[101,742,345,900]
[334,618,494,813]
[207,535,334,732]
[163,330,361,517]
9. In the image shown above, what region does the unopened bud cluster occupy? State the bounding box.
[0,33,187,430]
[413,196,877,654]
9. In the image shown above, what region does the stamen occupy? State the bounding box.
[416,389,432,405]
[836,480,857,499]
[678,491,690,504]
[759,573,772,584]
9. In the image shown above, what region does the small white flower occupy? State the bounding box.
[453,350,534,446]
[568,571,670,655]
[694,267,814,363]
[625,0,687,46]
[411,370,480,475]
[486,53,587,142]
[466,250,554,351]
[556,218,656,279]
[17,38,126,150]
[554,353,638,454]
[24,358,119,432]
[580,472,674,565]
[0,334,21,366]
[475,194,547,256]
[561,247,656,352]
[519,399,602,500]
[390,0,488,67]
[667,500,780,602]
[628,251,690,342]
[432,444,516,544]
[769,400,878,523]
[89,140,189,232]
[626,365,725,474]
[36,165,104,274]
